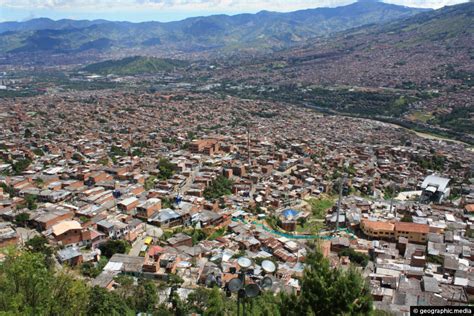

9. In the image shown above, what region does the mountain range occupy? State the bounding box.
[0,0,427,55]
[209,2,473,140]
[219,1,473,88]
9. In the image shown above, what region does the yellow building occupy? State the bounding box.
[361,220,395,239]
[394,222,429,243]
[361,220,429,244]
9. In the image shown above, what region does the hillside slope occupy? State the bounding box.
[81,56,189,75]
[0,1,426,55]
[209,2,473,140]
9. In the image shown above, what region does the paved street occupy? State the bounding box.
[129,224,163,256]
[15,227,40,245]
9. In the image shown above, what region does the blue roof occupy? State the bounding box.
[282,209,299,218]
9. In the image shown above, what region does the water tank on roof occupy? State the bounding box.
[282,209,299,219]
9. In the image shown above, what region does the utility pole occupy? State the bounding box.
[247,125,251,172]
[335,175,346,232]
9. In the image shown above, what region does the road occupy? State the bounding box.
[15,227,40,245]
[129,224,163,257]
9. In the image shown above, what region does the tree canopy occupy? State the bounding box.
[0,245,373,315]
[98,239,130,258]
[203,175,234,200]
[281,244,373,315]
[0,249,89,315]
[157,158,175,180]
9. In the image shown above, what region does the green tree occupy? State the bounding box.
[338,248,370,268]
[132,149,144,157]
[14,212,30,227]
[204,287,225,316]
[190,228,207,245]
[203,176,234,200]
[280,245,373,315]
[24,194,38,210]
[12,158,32,174]
[32,148,44,156]
[187,287,212,314]
[157,158,175,180]
[109,145,127,157]
[0,249,90,315]
[87,286,133,315]
[173,291,192,316]
[161,197,174,209]
[72,153,83,161]
[0,182,15,197]
[167,273,184,287]
[244,292,281,316]
[401,214,413,222]
[0,250,51,314]
[25,235,54,268]
[134,278,158,313]
[24,128,33,138]
[99,240,130,258]
[80,257,108,278]
[47,271,90,315]
[144,175,157,190]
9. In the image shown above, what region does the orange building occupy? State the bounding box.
[361,219,429,243]
[394,222,429,243]
[361,220,395,239]
[51,220,83,246]
[189,139,220,156]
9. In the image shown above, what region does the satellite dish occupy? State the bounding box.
[245,284,261,298]
[237,257,252,269]
[261,260,276,273]
[228,278,243,293]
[260,276,273,290]
[206,274,217,287]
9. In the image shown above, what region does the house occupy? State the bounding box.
[117,197,139,213]
[57,247,83,266]
[0,223,18,247]
[394,222,429,244]
[420,175,450,204]
[33,208,74,230]
[148,208,182,228]
[81,228,106,248]
[37,190,71,203]
[51,220,83,246]
[87,171,113,185]
[196,210,224,227]
[361,220,395,239]
[136,198,161,219]
[96,219,129,240]
[361,219,429,243]
[108,253,144,276]
[168,233,193,248]
[421,276,440,293]
[92,270,119,289]
[189,139,220,156]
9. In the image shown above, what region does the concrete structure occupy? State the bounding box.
[420,175,450,204]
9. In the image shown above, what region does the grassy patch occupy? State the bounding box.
[307,197,335,219]
[407,111,434,123]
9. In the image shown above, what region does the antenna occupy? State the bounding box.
[247,125,251,172]
[129,128,132,158]
[335,175,346,232]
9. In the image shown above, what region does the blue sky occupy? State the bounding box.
[0,0,469,22]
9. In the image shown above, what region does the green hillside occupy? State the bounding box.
[81,56,189,75]
[0,1,426,54]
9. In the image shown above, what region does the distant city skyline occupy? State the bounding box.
[0,0,469,22]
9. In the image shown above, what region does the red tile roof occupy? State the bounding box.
[465,204,474,213]
[394,222,429,234]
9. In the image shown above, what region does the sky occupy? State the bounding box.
[0,0,469,22]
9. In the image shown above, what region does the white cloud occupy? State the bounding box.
[0,0,468,12]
